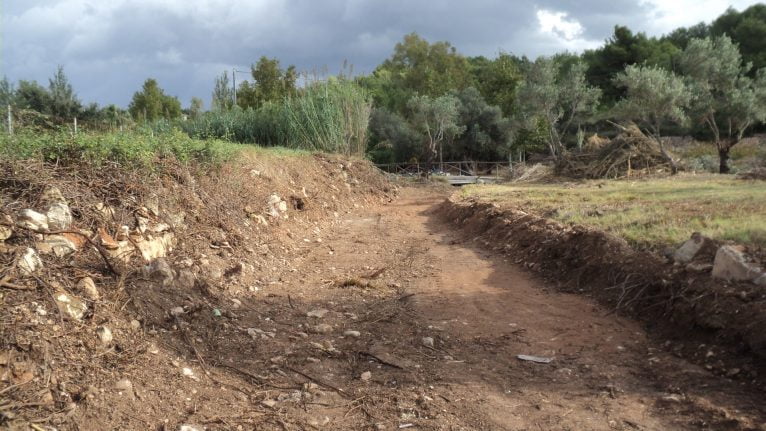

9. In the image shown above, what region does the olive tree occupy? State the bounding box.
[407,94,465,175]
[514,57,601,160]
[678,35,766,173]
[613,64,691,173]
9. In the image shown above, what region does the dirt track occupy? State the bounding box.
[266,187,765,430]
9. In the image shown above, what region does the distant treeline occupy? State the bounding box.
[3,4,766,172]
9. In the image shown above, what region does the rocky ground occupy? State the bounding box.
[2,157,766,430]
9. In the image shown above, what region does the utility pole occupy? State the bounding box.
[232,68,248,108]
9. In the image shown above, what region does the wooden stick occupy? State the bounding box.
[284,365,349,397]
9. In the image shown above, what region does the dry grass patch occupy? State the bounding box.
[463,174,766,250]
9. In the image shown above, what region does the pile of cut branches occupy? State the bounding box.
[558,123,672,179]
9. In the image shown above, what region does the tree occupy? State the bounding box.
[450,87,512,161]
[189,97,204,118]
[407,94,465,174]
[48,66,81,120]
[678,35,766,173]
[613,64,691,173]
[212,71,234,111]
[514,57,601,160]
[0,77,14,107]
[367,107,422,163]
[14,80,52,113]
[711,5,766,72]
[128,78,182,122]
[663,22,711,50]
[373,33,473,113]
[583,26,679,103]
[469,52,522,116]
[236,57,298,109]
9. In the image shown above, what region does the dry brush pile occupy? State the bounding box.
[557,124,673,179]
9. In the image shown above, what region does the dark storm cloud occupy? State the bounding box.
[0,0,758,107]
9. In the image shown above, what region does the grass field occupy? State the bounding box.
[463,175,766,250]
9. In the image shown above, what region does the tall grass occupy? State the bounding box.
[178,78,371,157]
[284,78,371,156]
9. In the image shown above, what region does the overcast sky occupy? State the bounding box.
[1,0,761,108]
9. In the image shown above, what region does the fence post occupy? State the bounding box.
[7,105,12,135]
[74,117,78,135]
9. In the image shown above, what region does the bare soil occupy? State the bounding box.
[3,164,766,429]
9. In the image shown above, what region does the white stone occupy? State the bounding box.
[170,306,185,316]
[46,202,72,231]
[18,247,42,274]
[55,292,88,320]
[97,326,113,345]
[17,209,49,231]
[421,337,435,348]
[712,246,763,281]
[360,371,372,381]
[343,330,361,338]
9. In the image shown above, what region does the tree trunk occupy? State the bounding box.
[657,142,678,175]
[718,147,731,174]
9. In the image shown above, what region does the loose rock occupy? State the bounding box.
[712,245,763,281]
[18,247,43,274]
[311,324,333,334]
[0,225,12,241]
[306,309,329,318]
[143,258,175,286]
[421,337,435,348]
[360,371,372,382]
[36,234,78,257]
[46,202,73,231]
[97,326,113,345]
[114,378,133,392]
[343,330,361,338]
[17,209,49,231]
[674,233,715,264]
[55,291,88,320]
[77,277,100,300]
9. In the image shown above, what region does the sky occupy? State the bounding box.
[1,0,762,108]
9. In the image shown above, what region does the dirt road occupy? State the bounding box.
[267,187,764,430]
[94,187,766,430]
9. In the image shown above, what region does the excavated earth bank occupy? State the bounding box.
[437,195,766,388]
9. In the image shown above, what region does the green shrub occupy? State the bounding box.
[0,128,238,167]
